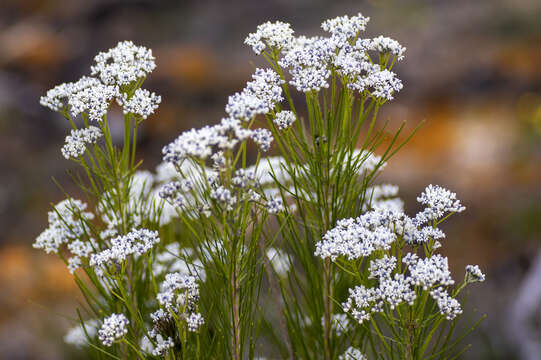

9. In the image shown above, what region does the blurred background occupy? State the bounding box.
[1,0,540,358]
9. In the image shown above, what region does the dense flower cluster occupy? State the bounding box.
[90,228,160,272]
[68,83,119,121]
[98,314,129,346]
[312,185,483,324]
[315,184,468,261]
[273,110,296,130]
[415,184,466,225]
[61,126,102,159]
[118,88,161,119]
[321,13,370,43]
[465,264,486,283]
[40,76,101,112]
[244,21,295,54]
[91,40,156,86]
[34,199,94,254]
[314,210,396,260]
[147,272,204,355]
[338,347,367,360]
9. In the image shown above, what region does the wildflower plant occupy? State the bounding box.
[35,14,485,360]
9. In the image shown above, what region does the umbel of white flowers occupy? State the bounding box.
[315,185,485,322]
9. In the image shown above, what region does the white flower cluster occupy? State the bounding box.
[41,41,159,123]
[245,14,404,101]
[210,186,237,211]
[98,313,129,347]
[360,35,406,61]
[163,117,273,165]
[316,185,466,259]
[90,228,159,271]
[157,272,200,312]
[226,68,284,122]
[415,184,465,225]
[148,332,175,357]
[40,76,101,112]
[118,88,161,119]
[64,319,98,347]
[265,196,284,214]
[148,272,203,353]
[245,21,295,55]
[338,347,367,360]
[68,83,119,122]
[321,13,370,44]
[350,68,403,101]
[279,36,333,92]
[251,128,274,152]
[315,210,396,261]
[61,126,102,159]
[465,264,486,283]
[91,40,156,86]
[343,245,473,322]
[273,110,296,130]
[34,199,94,254]
[408,254,454,289]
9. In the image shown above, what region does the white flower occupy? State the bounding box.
[91,41,156,86]
[151,335,174,356]
[186,312,204,332]
[350,68,403,101]
[90,228,160,269]
[265,196,284,214]
[61,126,102,159]
[157,272,200,309]
[210,186,237,210]
[244,68,284,109]
[415,184,465,225]
[408,254,455,289]
[118,88,161,119]
[68,83,119,122]
[465,264,485,283]
[98,314,129,347]
[225,92,269,121]
[430,287,463,320]
[274,110,296,130]
[339,346,367,360]
[368,255,397,280]
[315,210,396,261]
[67,256,82,274]
[40,76,101,112]
[279,37,334,92]
[251,128,274,152]
[232,168,256,188]
[321,13,370,44]
[359,35,406,61]
[34,199,94,254]
[245,21,295,54]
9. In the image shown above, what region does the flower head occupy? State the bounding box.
[61,126,102,160]
[245,21,295,54]
[91,41,156,86]
[98,314,129,347]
